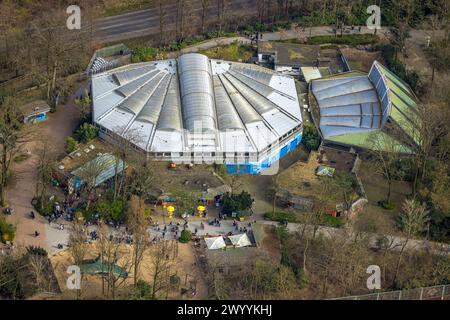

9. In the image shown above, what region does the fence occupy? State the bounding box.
[332,284,450,300]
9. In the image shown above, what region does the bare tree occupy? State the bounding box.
[75,155,109,210]
[175,0,184,43]
[158,0,168,46]
[111,126,144,201]
[96,224,132,299]
[68,213,89,299]
[127,157,154,286]
[217,0,229,32]
[148,241,172,299]
[129,216,150,287]
[74,89,92,122]
[128,155,155,218]
[368,133,404,205]
[394,199,429,283]
[227,174,244,194]
[201,0,211,34]
[388,21,410,61]
[0,96,31,206]
[268,175,280,215]
[35,140,55,210]
[256,0,267,23]
[25,2,92,103]
[27,250,51,294]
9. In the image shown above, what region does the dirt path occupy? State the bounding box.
[5,90,82,250]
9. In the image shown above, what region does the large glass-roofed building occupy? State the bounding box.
[309,61,420,153]
[91,53,303,174]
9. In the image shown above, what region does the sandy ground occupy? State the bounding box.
[51,242,208,300]
[5,86,83,250]
[358,160,412,226]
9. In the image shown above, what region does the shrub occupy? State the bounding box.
[179,229,191,243]
[32,196,54,216]
[96,198,127,223]
[222,191,253,216]
[75,123,99,143]
[294,267,309,288]
[0,217,15,243]
[213,163,227,178]
[381,200,396,210]
[306,34,379,46]
[66,136,79,153]
[276,226,289,244]
[0,256,23,299]
[132,47,159,63]
[133,280,152,299]
[13,153,31,163]
[320,214,344,228]
[302,123,321,151]
[26,246,48,257]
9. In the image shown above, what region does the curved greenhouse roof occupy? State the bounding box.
[310,61,420,153]
[92,53,303,154]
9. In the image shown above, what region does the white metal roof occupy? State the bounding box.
[92,53,302,154]
[205,236,226,250]
[229,233,252,247]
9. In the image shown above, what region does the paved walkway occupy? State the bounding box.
[258,220,450,256]
[4,86,83,251]
[167,25,382,58]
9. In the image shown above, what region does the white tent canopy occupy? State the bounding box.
[205,236,226,250]
[229,233,252,248]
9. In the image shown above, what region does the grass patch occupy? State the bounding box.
[306,34,379,46]
[380,200,396,210]
[130,32,240,63]
[321,215,345,228]
[265,211,300,223]
[265,211,345,228]
[200,42,255,62]
[32,196,57,217]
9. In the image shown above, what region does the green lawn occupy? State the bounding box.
[200,43,255,62]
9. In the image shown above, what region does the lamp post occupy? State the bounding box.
[167,205,175,220]
[197,205,205,218]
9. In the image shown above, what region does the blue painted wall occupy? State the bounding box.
[226,133,303,175]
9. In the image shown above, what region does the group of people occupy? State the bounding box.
[153,221,183,240]
[232,219,251,234]
[45,201,70,224]
[209,217,222,228]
